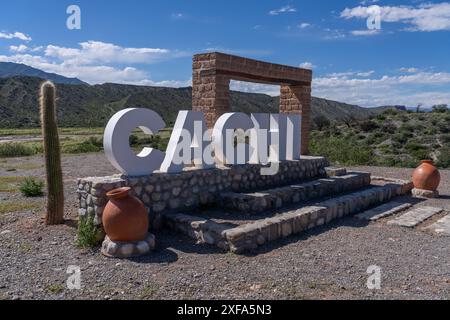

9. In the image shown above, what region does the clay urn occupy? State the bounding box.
[412,160,441,191]
[102,187,149,242]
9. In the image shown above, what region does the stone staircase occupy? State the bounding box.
[218,171,371,214]
[164,167,414,254]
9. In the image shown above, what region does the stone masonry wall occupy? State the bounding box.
[77,156,329,230]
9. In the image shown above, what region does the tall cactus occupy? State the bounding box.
[40,81,65,225]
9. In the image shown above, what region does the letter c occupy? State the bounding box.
[103,108,166,176]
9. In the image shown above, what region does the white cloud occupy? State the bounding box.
[44,41,182,65]
[313,70,450,107]
[299,62,315,70]
[350,29,380,36]
[399,67,419,73]
[170,13,185,20]
[299,23,311,29]
[0,31,32,41]
[360,0,379,5]
[230,81,280,96]
[10,45,28,53]
[10,45,43,53]
[0,40,190,86]
[341,3,450,32]
[269,5,296,16]
[356,71,374,77]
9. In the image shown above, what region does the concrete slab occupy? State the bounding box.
[355,202,412,221]
[387,206,444,228]
[423,214,450,236]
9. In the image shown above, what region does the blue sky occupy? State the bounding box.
[1,0,450,107]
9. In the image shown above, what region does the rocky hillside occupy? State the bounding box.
[0,75,391,128]
[310,107,450,168]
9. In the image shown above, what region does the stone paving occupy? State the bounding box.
[423,214,450,235]
[355,202,412,221]
[387,206,444,228]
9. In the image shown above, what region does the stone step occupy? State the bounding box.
[387,206,444,228]
[166,177,412,254]
[355,202,412,221]
[423,214,450,236]
[219,172,371,214]
[325,167,347,177]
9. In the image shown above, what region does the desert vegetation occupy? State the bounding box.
[310,106,450,168]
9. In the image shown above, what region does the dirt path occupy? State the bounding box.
[0,154,448,300]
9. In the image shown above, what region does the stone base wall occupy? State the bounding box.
[77,156,329,229]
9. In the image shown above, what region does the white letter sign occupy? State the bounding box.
[103,108,166,176]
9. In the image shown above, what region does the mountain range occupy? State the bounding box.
[0,62,403,128]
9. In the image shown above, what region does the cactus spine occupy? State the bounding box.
[40,81,65,225]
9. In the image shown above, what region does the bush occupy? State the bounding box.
[437,147,450,168]
[87,136,103,148]
[313,115,331,131]
[62,139,102,154]
[383,109,398,116]
[404,142,431,160]
[359,120,379,132]
[431,105,449,113]
[310,136,373,165]
[381,121,397,134]
[129,134,139,146]
[77,215,102,248]
[0,143,37,157]
[19,177,44,197]
[441,134,450,144]
[393,132,411,144]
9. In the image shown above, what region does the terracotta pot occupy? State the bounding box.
[412,160,441,191]
[102,187,149,242]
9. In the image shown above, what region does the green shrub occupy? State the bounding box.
[431,105,449,113]
[310,136,373,165]
[359,120,379,132]
[437,147,450,168]
[404,142,431,160]
[77,215,102,248]
[0,143,37,157]
[19,177,44,197]
[383,109,398,116]
[441,134,450,144]
[87,136,103,148]
[393,133,409,144]
[129,134,139,146]
[62,139,102,154]
[381,121,397,134]
[437,121,450,133]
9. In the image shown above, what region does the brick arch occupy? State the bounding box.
[192,52,312,154]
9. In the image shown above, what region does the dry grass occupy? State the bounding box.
[0,176,27,193]
[0,199,42,214]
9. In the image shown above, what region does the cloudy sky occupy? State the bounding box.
[1,0,450,108]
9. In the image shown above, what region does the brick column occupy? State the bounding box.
[192,55,231,128]
[280,84,311,155]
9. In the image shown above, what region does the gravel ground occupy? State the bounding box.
[0,154,449,300]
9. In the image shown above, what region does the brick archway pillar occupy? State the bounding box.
[192,52,312,155]
[280,85,311,155]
